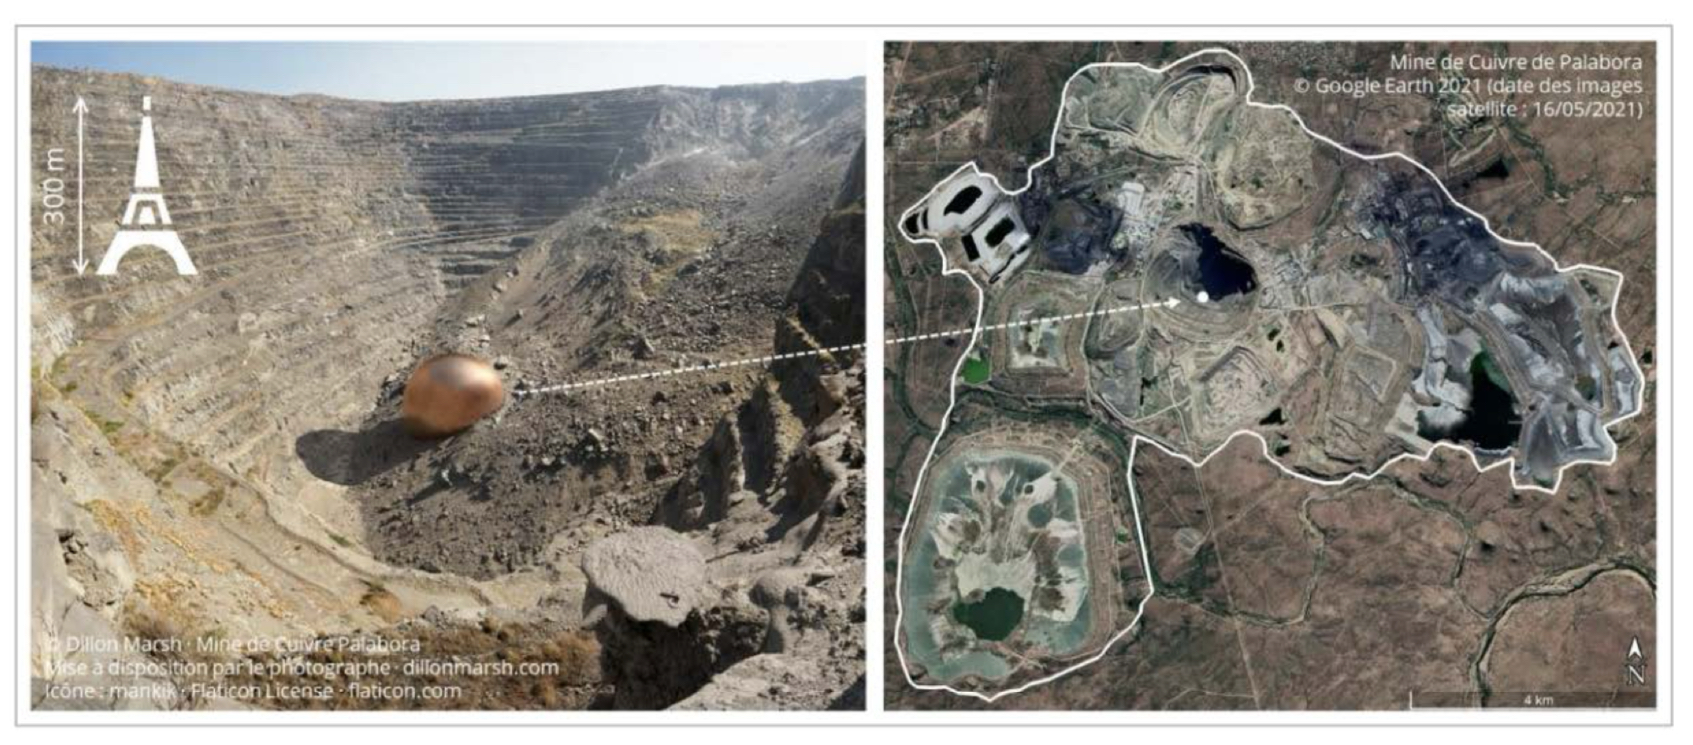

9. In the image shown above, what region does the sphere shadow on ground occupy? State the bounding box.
[295,418,435,486]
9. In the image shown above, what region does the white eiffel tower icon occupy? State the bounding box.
[96,96,196,276]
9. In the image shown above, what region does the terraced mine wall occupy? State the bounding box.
[29,67,853,495]
[30,67,865,710]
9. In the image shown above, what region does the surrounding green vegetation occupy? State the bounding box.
[87,412,125,437]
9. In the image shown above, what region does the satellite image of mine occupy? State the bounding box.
[883,41,1657,710]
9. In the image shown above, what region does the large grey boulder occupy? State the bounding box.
[581,527,705,627]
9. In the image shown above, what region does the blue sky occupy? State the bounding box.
[32,41,864,101]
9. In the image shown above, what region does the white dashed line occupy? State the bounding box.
[513,298,1174,397]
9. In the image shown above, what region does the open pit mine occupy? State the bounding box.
[895,50,1643,699]
[30,66,867,711]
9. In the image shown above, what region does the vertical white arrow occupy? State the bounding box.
[71,96,88,274]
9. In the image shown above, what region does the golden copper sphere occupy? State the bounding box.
[400,353,504,438]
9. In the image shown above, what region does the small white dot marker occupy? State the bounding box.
[1196,291,1210,304]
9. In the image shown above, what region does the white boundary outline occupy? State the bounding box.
[890,47,1649,703]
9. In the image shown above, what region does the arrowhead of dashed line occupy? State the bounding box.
[1164,298,1181,307]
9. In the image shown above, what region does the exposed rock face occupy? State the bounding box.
[341,85,863,581]
[31,67,859,506]
[671,654,863,710]
[589,587,768,710]
[567,141,868,711]
[30,65,864,711]
[647,141,869,710]
[31,403,166,710]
